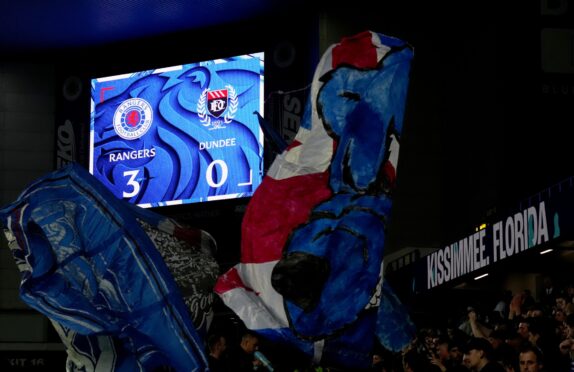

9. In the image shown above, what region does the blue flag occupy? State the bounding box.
[0,163,209,371]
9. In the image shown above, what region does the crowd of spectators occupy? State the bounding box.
[372,279,574,371]
[205,279,574,371]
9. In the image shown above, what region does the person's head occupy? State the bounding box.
[463,337,494,370]
[527,303,544,318]
[208,334,227,358]
[500,357,517,372]
[526,317,547,346]
[554,308,566,323]
[372,352,383,366]
[435,336,450,360]
[517,320,530,339]
[448,340,463,364]
[420,328,436,350]
[565,313,574,338]
[403,348,431,372]
[556,295,568,310]
[488,329,506,350]
[462,352,472,370]
[518,345,543,372]
[240,332,259,354]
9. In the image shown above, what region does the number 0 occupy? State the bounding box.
[206,160,228,187]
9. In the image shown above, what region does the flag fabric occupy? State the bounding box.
[0,163,211,371]
[215,30,416,368]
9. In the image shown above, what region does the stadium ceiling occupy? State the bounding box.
[0,0,305,53]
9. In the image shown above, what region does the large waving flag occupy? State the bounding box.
[0,164,210,371]
[216,31,416,368]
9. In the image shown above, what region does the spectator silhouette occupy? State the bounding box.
[463,337,505,371]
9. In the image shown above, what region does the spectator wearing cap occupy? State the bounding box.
[463,337,505,372]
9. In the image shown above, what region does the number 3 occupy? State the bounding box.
[123,170,140,198]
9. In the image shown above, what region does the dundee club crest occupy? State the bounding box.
[207,89,228,117]
[197,85,238,129]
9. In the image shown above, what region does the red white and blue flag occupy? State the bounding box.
[215,31,416,368]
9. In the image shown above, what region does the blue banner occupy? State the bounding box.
[0,164,208,371]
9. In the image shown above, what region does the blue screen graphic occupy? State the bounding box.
[90,53,264,208]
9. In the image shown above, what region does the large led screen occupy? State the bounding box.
[89,53,264,208]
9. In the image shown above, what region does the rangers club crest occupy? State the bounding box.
[197,85,238,129]
[113,98,153,140]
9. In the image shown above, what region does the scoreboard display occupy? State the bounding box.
[89,53,264,208]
